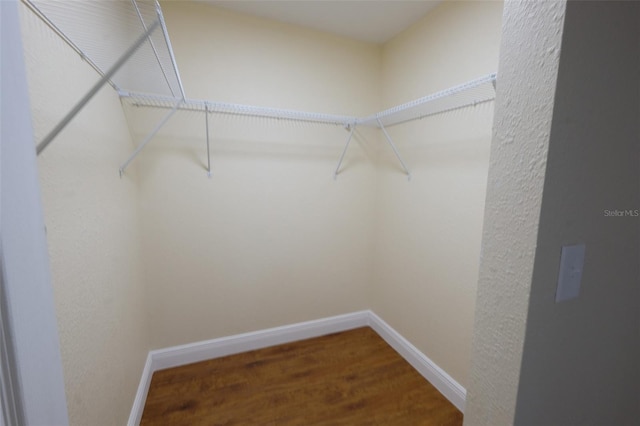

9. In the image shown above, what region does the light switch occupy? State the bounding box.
[555,244,586,303]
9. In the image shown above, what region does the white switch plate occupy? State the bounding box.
[555,243,586,303]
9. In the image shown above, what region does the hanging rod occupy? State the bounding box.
[37,20,161,155]
[119,91,356,127]
[25,0,187,155]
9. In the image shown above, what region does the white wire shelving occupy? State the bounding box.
[24,0,184,98]
[358,73,497,129]
[120,72,496,130]
[119,73,497,179]
[24,0,497,179]
[23,0,184,154]
[119,91,356,126]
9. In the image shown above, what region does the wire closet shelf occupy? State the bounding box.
[24,0,497,179]
[119,73,497,179]
[119,72,496,129]
[23,0,184,154]
[24,0,184,98]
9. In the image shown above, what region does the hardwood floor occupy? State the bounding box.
[141,327,463,425]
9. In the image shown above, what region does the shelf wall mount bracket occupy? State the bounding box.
[377,117,411,181]
[36,19,161,156]
[333,123,357,180]
[205,104,212,178]
[119,100,182,176]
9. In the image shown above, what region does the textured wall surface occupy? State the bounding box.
[514,2,640,424]
[464,1,567,424]
[372,0,503,388]
[138,2,380,349]
[19,5,150,426]
[18,2,515,423]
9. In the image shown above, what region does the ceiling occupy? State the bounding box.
[200,1,442,44]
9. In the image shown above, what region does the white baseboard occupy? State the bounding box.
[127,352,153,426]
[150,310,370,372]
[128,310,466,425]
[366,311,466,412]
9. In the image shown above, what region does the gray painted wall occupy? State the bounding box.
[515,1,640,424]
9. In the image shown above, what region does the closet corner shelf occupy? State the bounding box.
[24,0,497,179]
[120,72,497,178]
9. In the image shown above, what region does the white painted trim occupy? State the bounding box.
[127,353,153,426]
[128,310,466,424]
[367,311,467,412]
[1,1,69,423]
[150,311,369,372]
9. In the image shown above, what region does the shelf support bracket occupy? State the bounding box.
[131,0,175,98]
[156,1,186,99]
[333,124,356,180]
[36,19,161,155]
[119,100,181,176]
[377,117,411,180]
[205,104,212,178]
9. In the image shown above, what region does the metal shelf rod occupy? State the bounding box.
[156,1,186,99]
[131,0,175,98]
[119,100,182,175]
[377,118,411,180]
[21,0,116,91]
[36,19,161,155]
[205,105,211,178]
[333,125,357,180]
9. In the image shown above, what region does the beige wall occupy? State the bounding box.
[20,1,640,423]
[20,1,506,422]
[372,1,503,388]
[464,1,567,423]
[139,2,381,348]
[19,5,149,426]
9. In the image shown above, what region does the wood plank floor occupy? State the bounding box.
[141,327,463,425]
